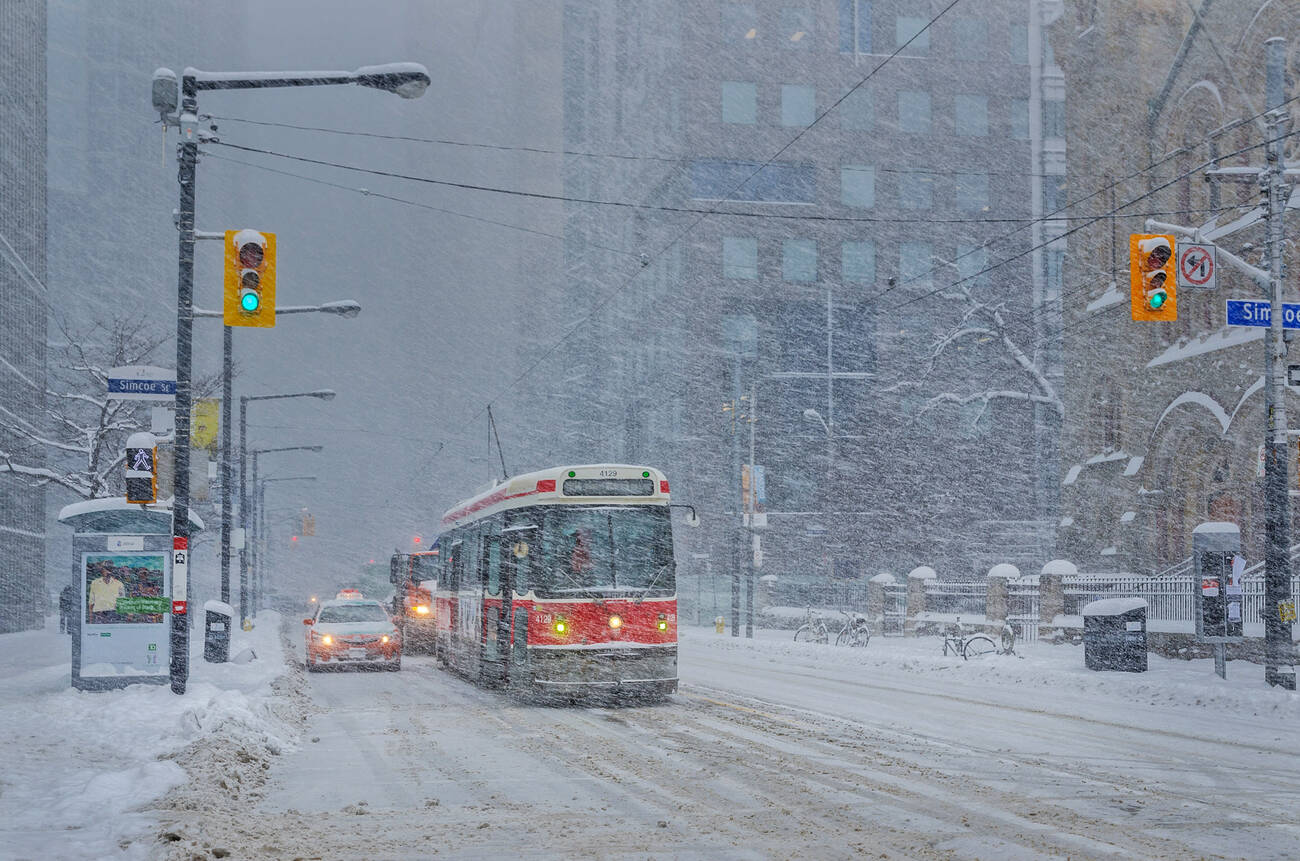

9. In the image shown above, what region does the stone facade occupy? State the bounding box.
[1050,1,1300,574]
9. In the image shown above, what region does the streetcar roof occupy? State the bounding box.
[440,464,669,529]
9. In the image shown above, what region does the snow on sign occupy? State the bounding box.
[1176,243,1216,289]
[106,365,176,401]
[1225,300,1300,329]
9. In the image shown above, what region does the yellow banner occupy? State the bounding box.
[192,399,219,451]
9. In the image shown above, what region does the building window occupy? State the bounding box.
[899,241,933,287]
[723,237,758,279]
[842,241,875,284]
[721,81,757,124]
[838,0,872,53]
[952,18,987,60]
[781,84,816,127]
[954,171,988,211]
[721,4,758,44]
[898,171,932,209]
[896,16,930,55]
[691,160,816,203]
[1010,24,1028,64]
[840,165,875,208]
[782,8,812,48]
[840,88,873,130]
[1043,99,1065,138]
[783,239,817,282]
[1010,98,1029,139]
[955,243,988,288]
[898,90,931,133]
[954,94,988,136]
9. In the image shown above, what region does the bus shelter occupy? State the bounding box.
[58,498,204,691]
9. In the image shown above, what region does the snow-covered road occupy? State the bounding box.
[157,625,1300,860]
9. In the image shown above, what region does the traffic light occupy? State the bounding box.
[1130,234,1176,321]
[223,229,277,327]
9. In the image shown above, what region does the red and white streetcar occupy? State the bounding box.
[429,464,688,700]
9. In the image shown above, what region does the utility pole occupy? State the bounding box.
[1200,37,1296,689]
[746,381,756,639]
[730,357,742,638]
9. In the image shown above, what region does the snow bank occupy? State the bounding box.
[0,612,295,860]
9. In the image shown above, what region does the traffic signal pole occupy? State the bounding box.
[1194,38,1296,689]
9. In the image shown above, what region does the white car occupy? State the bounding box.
[304,598,401,672]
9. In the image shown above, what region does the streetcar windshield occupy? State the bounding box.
[536,505,674,597]
[411,553,440,582]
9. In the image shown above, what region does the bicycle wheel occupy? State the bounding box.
[853,627,871,647]
[794,625,812,642]
[962,636,996,659]
[836,629,850,647]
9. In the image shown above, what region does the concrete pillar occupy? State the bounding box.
[985,563,1018,626]
[1039,559,1075,642]
[905,566,937,636]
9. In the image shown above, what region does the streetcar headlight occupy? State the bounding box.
[608,614,622,629]
[414,605,430,615]
[657,613,668,632]
[321,635,332,645]
[381,635,390,644]
[553,617,568,635]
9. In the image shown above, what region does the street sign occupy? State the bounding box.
[1226,300,1300,329]
[1176,243,1217,289]
[106,365,176,401]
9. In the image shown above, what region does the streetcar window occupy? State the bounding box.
[535,506,674,597]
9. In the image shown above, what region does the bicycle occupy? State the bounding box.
[793,607,829,644]
[834,610,871,647]
[941,618,997,660]
[998,620,1018,656]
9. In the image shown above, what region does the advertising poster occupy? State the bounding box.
[84,553,167,624]
[80,551,169,679]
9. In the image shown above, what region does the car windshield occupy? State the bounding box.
[317,604,389,624]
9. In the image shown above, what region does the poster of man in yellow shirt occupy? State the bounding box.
[84,554,166,624]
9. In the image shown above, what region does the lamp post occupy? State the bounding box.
[239,395,330,625]
[803,408,834,581]
[153,61,428,694]
[193,302,359,612]
[254,474,318,612]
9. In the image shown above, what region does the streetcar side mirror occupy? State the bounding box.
[303,618,313,625]
[686,511,700,528]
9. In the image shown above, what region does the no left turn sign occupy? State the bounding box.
[1177,243,1217,289]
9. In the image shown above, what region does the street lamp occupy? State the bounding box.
[254,474,319,612]
[154,59,426,694]
[802,408,834,582]
[238,391,333,622]
[197,302,358,616]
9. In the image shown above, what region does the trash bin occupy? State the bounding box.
[1081,597,1148,672]
[204,600,234,663]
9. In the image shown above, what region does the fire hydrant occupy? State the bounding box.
[714,615,725,634]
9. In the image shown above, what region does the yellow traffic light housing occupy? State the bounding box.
[224,229,277,327]
[1130,234,1176,321]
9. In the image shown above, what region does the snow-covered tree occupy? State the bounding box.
[0,317,212,500]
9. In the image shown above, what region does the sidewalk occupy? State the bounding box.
[0,612,293,860]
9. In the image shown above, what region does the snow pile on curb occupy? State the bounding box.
[0,612,297,860]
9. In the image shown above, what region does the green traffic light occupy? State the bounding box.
[1148,292,1166,310]
[241,292,260,312]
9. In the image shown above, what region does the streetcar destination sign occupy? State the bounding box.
[1225,300,1300,329]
